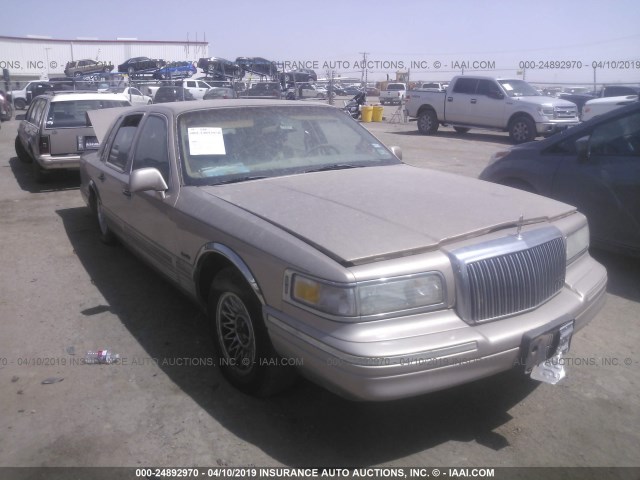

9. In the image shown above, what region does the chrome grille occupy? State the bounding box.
[554,105,578,119]
[450,228,566,323]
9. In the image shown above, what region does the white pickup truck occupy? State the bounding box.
[379,83,407,105]
[145,78,213,100]
[405,75,580,143]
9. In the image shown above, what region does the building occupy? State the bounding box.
[0,35,209,85]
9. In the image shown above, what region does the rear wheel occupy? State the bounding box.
[14,98,27,110]
[417,109,439,135]
[208,268,295,396]
[15,136,31,163]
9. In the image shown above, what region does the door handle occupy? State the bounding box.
[98,173,105,182]
[470,99,477,104]
[122,189,131,198]
[447,97,453,102]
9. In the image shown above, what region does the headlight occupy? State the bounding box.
[566,223,590,263]
[288,272,444,319]
[538,105,555,116]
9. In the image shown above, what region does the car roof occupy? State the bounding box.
[48,92,130,103]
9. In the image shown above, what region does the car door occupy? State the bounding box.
[551,108,640,252]
[19,98,47,155]
[97,113,144,237]
[125,114,179,282]
[446,77,478,125]
[475,79,506,128]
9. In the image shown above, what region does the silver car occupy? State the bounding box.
[80,100,607,401]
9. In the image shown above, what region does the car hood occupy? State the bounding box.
[515,96,576,108]
[201,164,575,265]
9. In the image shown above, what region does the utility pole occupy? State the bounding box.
[359,51,368,86]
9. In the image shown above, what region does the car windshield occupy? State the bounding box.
[498,80,540,97]
[177,105,401,186]
[46,99,131,128]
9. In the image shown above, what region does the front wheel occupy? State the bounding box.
[208,268,295,396]
[509,116,536,144]
[417,109,439,135]
[14,98,27,110]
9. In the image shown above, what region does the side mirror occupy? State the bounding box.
[130,167,168,198]
[575,135,590,161]
[390,145,403,160]
[488,91,505,100]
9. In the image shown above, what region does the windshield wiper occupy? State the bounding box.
[304,164,363,174]
[214,175,268,185]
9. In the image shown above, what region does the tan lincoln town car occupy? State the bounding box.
[80,100,607,401]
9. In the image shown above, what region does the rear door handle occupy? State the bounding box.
[98,173,105,182]
[470,98,477,104]
[122,189,131,198]
[447,97,453,102]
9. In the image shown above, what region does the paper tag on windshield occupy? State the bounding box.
[188,127,226,155]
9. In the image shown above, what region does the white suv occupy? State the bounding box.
[15,91,130,182]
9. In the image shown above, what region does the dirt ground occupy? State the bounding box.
[0,106,638,475]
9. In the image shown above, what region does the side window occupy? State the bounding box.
[186,81,196,88]
[25,99,40,123]
[131,88,141,96]
[453,78,478,94]
[197,82,208,89]
[131,115,170,183]
[32,99,47,126]
[477,80,501,97]
[590,112,640,157]
[106,114,143,170]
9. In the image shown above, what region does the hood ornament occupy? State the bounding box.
[516,214,524,239]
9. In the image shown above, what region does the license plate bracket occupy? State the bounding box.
[520,320,574,384]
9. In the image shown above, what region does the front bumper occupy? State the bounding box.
[536,120,580,136]
[265,253,607,401]
[36,153,81,170]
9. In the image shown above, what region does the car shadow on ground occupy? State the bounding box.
[8,156,80,193]
[387,128,515,145]
[591,248,640,302]
[58,206,542,466]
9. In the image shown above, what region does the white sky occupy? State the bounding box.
[3,0,640,84]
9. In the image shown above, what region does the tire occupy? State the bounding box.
[208,268,295,397]
[453,127,470,134]
[15,136,31,163]
[14,98,27,110]
[509,116,536,144]
[417,109,439,135]
[91,190,116,244]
